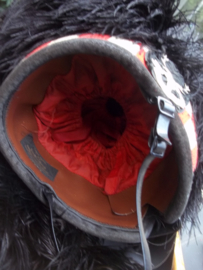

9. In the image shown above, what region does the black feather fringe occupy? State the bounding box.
[0,0,203,269]
[0,151,144,270]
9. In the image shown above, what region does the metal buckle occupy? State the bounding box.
[149,97,175,158]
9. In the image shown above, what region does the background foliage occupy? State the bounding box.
[181,0,203,37]
[0,0,12,10]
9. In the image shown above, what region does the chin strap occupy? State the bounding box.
[136,154,155,270]
[136,97,175,270]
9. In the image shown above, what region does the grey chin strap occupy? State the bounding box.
[136,97,175,270]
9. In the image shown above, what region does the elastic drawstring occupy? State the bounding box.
[44,189,60,253]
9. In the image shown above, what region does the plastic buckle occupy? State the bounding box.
[149,97,175,158]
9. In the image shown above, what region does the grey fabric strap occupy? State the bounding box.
[136,154,155,270]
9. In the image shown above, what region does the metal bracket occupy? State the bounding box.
[149,97,175,158]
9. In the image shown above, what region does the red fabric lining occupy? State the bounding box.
[33,54,159,194]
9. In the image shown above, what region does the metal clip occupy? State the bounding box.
[149,97,175,158]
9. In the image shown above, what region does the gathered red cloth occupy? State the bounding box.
[33,55,159,194]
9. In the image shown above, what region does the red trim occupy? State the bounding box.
[136,48,148,69]
[26,42,51,58]
[178,110,190,125]
[79,33,110,40]
[191,146,198,171]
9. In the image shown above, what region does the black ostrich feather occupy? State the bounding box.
[0,0,203,269]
